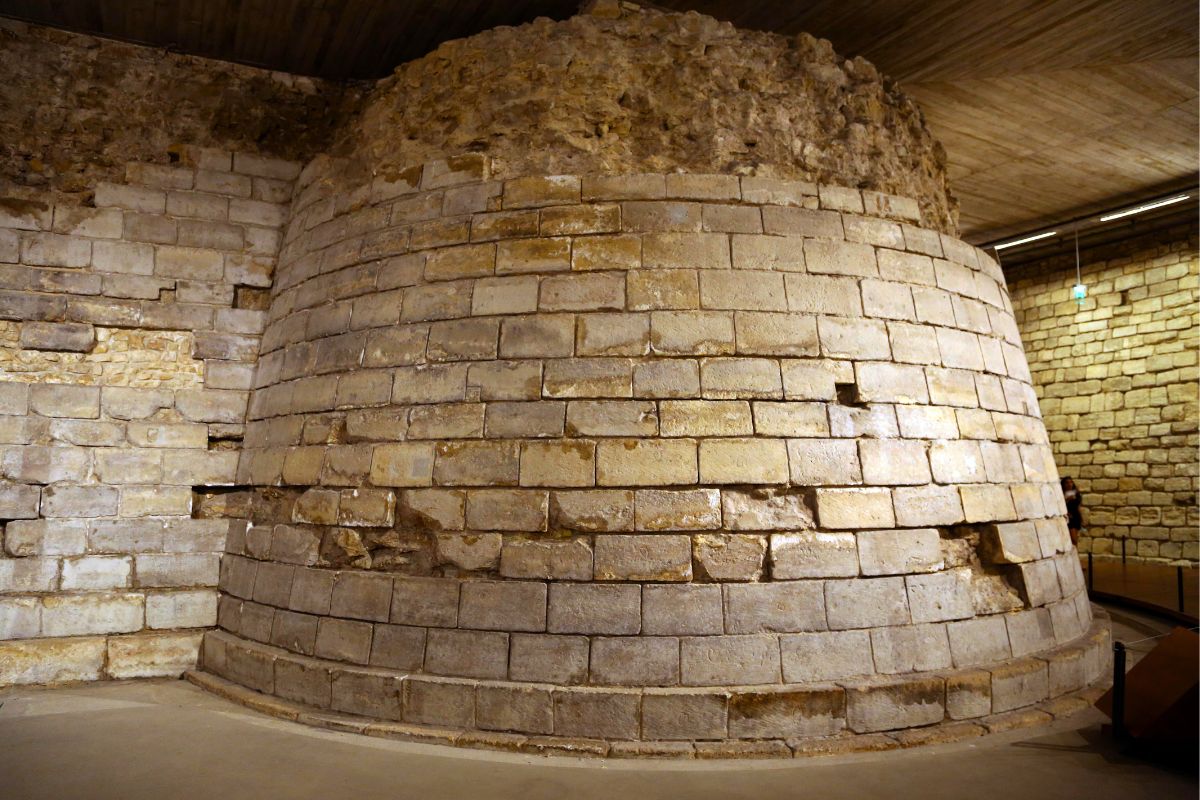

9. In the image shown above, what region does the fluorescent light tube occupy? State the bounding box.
[1100,194,1190,222]
[994,230,1057,250]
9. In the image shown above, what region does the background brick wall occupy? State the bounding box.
[1008,225,1199,564]
[0,148,296,684]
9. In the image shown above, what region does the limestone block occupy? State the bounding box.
[3,445,90,483]
[18,321,95,352]
[635,488,721,531]
[659,400,751,437]
[434,532,500,571]
[633,359,701,398]
[826,577,910,630]
[61,556,132,590]
[906,568,974,623]
[465,489,548,532]
[642,584,724,635]
[828,404,899,439]
[596,439,696,486]
[1046,647,1088,696]
[627,269,699,311]
[403,676,475,728]
[723,581,827,633]
[1013,559,1063,607]
[577,313,651,356]
[543,358,633,398]
[650,310,734,355]
[486,401,565,438]
[459,580,547,632]
[550,489,634,532]
[314,618,369,662]
[391,577,460,627]
[643,232,730,270]
[0,637,106,685]
[870,623,952,672]
[845,676,945,733]
[518,441,596,488]
[476,684,554,734]
[980,521,1041,564]
[269,610,317,655]
[861,279,915,321]
[509,633,590,685]
[991,658,1049,713]
[946,670,992,720]
[120,486,193,517]
[693,533,767,581]
[29,384,100,419]
[496,237,571,274]
[960,484,1017,523]
[136,553,219,587]
[892,485,965,527]
[699,438,788,484]
[41,593,144,637]
[855,362,928,404]
[787,439,861,485]
[590,636,680,686]
[567,400,658,436]
[699,271,787,311]
[680,634,780,685]
[857,528,943,576]
[889,322,943,366]
[274,657,333,708]
[553,688,640,739]
[0,597,40,639]
[770,532,859,579]
[642,690,729,740]
[426,628,511,679]
[434,441,519,486]
[594,534,691,581]
[927,367,979,407]
[500,537,593,580]
[722,488,814,531]
[859,439,932,486]
[330,572,393,622]
[700,357,783,399]
[548,583,640,635]
[1006,608,1057,658]
[728,687,845,739]
[930,440,986,483]
[780,629,874,682]
[3,519,86,556]
[946,615,1012,667]
[107,632,203,679]
[815,488,895,529]
[761,207,841,238]
[752,401,829,437]
[571,234,641,271]
[467,361,543,401]
[541,273,625,312]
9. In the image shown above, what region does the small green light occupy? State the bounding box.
[1072,284,1087,300]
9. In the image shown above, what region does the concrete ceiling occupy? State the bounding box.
[1,0,1196,244]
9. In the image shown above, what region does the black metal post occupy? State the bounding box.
[1087,551,1094,593]
[1112,642,1127,741]
[1177,566,1185,613]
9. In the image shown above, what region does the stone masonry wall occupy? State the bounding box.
[0,148,297,685]
[198,152,1105,749]
[339,3,958,234]
[0,17,354,204]
[1008,225,1199,564]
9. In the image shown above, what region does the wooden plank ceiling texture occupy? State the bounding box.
[1,0,1196,243]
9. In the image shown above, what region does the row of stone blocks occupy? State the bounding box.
[216,556,1090,686]
[197,613,1110,751]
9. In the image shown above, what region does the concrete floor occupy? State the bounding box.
[0,608,1193,800]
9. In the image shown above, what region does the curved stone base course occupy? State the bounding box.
[194,609,1111,758]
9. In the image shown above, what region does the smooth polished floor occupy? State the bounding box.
[0,609,1193,800]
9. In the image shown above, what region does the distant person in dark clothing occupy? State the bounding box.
[1061,476,1082,545]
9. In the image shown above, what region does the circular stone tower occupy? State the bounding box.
[198,4,1110,756]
